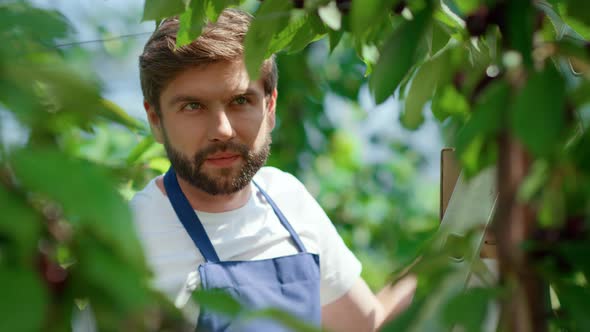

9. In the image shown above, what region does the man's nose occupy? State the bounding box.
[207,108,235,142]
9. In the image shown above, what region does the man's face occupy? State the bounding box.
[146,60,277,195]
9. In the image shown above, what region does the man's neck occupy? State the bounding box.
[156,175,252,213]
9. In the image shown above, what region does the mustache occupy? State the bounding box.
[193,142,250,165]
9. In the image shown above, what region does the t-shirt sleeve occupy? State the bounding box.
[313,197,363,305]
[287,173,363,306]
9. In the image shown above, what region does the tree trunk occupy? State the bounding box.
[493,133,547,332]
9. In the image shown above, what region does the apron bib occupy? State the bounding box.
[163,168,321,331]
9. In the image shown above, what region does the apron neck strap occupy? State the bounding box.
[163,168,220,263]
[252,181,308,253]
[163,167,309,262]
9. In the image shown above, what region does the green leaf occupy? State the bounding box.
[77,239,151,312]
[244,0,293,80]
[369,7,432,104]
[267,11,326,56]
[382,271,469,332]
[0,185,41,257]
[0,268,48,332]
[554,284,590,331]
[0,3,72,42]
[14,65,101,109]
[538,184,566,227]
[506,0,534,67]
[4,64,125,131]
[286,14,327,54]
[510,65,566,157]
[570,127,590,170]
[434,5,464,31]
[149,157,172,173]
[459,135,498,177]
[457,81,509,153]
[126,135,156,165]
[442,287,497,332]
[558,242,590,277]
[452,0,479,15]
[564,0,590,28]
[431,85,469,122]
[0,78,40,125]
[396,65,417,101]
[537,1,589,40]
[177,1,207,47]
[381,297,426,331]
[328,28,344,53]
[429,20,450,56]
[517,160,549,201]
[308,10,329,35]
[205,0,243,22]
[568,80,590,108]
[193,289,242,317]
[562,15,590,40]
[10,148,145,267]
[97,99,143,130]
[350,0,399,38]
[142,0,186,21]
[403,50,452,129]
[455,81,508,175]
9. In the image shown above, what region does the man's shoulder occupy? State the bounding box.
[254,166,305,193]
[130,176,161,206]
[129,176,173,226]
[255,166,293,182]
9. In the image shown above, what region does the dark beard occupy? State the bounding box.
[163,135,271,195]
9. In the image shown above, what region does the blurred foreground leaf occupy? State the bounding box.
[510,65,566,158]
[403,49,451,129]
[0,268,48,332]
[142,0,185,21]
[177,1,207,47]
[369,6,432,104]
[10,148,145,266]
[244,0,293,80]
[442,287,498,332]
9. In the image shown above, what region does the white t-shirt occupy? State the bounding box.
[130,166,362,325]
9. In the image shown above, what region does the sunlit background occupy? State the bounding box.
[7,0,445,290]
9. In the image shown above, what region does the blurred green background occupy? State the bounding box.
[8,0,442,290]
[0,0,441,330]
[4,0,589,331]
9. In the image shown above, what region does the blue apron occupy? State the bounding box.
[163,168,321,331]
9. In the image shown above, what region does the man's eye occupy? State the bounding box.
[233,96,248,105]
[183,102,202,111]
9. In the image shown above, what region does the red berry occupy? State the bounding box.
[293,0,304,9]
[336,0,351,14]
[466,6,490,37]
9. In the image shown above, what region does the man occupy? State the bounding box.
[132,8,416,331]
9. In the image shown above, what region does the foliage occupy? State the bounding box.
[142,0,590,330]
[2,0,590,331]
[1,0,437,330]
[0,2,183,331]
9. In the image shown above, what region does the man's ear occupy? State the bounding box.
[144,101,164,143]
[266,88,278,130]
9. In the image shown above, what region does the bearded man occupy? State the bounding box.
[132,8,416,332]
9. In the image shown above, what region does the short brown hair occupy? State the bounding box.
[139,8,278,113]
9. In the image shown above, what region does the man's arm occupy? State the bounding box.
[321,275,417,332]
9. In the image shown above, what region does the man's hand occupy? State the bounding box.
[321,275,417,332]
